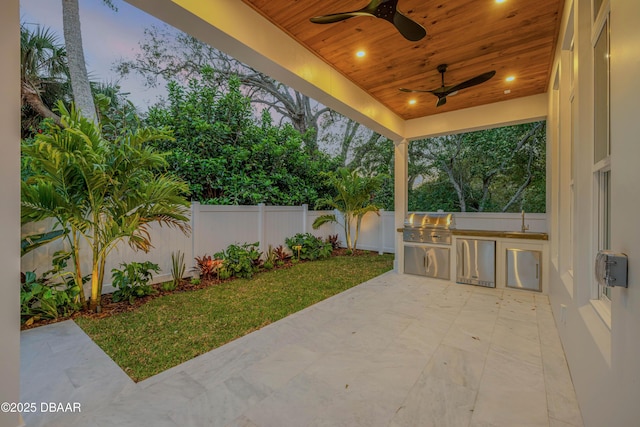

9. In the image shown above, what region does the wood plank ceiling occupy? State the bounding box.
[240,0,564,120]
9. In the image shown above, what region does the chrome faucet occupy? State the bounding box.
[521,210,529,232]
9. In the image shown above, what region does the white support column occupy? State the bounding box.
[0,2,22,427]
[394,138,409,272]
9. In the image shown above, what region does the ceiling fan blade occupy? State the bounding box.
[399,87,448,107]
[399,87,431,93]
[310,12,368,24]
[311,0,426,41]
[392,11,427,41]
[400,66,494,107]
[446,70,496,95]
[311,0,379,24]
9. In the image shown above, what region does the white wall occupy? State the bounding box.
[548,0,640,425]
[1,1,22,426]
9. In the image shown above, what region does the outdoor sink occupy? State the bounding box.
[502,231,548,240]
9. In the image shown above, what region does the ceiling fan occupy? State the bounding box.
[310,0,427,42]
[400,64,497,107]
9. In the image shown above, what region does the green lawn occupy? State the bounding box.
[75,252,394,381]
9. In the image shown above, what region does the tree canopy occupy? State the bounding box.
[145,71,339,205]
[408,121,546,213]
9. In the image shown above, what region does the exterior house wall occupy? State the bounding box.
[1,2,22,426]
[547,0,640,425]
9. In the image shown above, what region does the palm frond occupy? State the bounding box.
[312,214,338,229]
[21,229,67,256]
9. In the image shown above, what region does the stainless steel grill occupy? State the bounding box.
[403,212,455,245]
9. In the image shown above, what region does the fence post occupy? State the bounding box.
[191,201,199,271]
[334,208,342,247]
[258,203,266,254]
[379,209,385,255]
[302,204,308,233]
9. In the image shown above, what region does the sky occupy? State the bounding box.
[18,0,344,156]
[20,0,169,110]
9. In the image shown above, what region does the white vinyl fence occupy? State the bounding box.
[21,203,377,292]
[21,203,545,293]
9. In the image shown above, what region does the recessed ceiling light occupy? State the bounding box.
[496,0,506,3]
[356,50,366,58]
[409,99,417,105]
[506,76,516,82]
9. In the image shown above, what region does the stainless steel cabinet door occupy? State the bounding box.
[404,245,450,280]
[425,247,450,280]
[456,239,496,286]
[506,249,542,292]
[404,245,426,276]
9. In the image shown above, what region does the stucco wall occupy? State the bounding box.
[548,0,640,425]
[0,2,22,426]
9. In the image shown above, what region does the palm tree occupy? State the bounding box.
[20,24,68,129]
[21,102,191,312]
[312,168,385,252]
[62,0,108,123]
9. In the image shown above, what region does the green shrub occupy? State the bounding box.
[20,251,84,325]
[215,242,262,279]
[167,250,186,291]
[285,233,332,261]
[190,278,201,285]
[161,282,175,291]
[20,271,81,325]
[218,267,232,280]
[111,261,160,304]
[265,245,277,264]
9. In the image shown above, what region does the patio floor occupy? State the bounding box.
[21,271,583,427]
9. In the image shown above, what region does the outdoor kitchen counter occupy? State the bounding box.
[397,228,548,240]
[451,229,548,240]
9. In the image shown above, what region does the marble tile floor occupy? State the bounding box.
[20,271,583,427]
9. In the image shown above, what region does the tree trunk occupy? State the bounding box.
[501,149,535,212]
[339,120,360,163]
[62,0,97,123]
[71,230,86,309]
[442,161,466,212]
[344,214,353,251]
[354,215,364,253]
[21,82,62,126]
